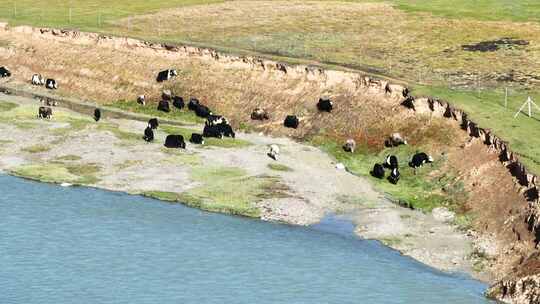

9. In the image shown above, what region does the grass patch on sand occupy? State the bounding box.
[115,159,143,170]
[0,101,18,112]
[144,166,287,217]
[312,135,468,214]
[56,155,83,161]
[21,144,51,154]
[267,163,293,172]
[109,100,204,125]
[161,125,252,149]
[160,149,202,165]
[11,161,101,185]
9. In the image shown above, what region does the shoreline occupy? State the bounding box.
[0,92,491,283]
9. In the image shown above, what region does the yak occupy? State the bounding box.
[143,126,154,142]
[37,107,53,119]
[0,66,11,78]
[157,100,170,113]
[156,69,178,82]
[370,164,385,179]
[164,135,186,149]
[94,108,101,122]
[190,133,204,145]
[172,96,185,109]
[148,118,159,130]
[384,155,399,170]
[388,168,400,184]
[317,98,333,112]
[284,115,299,129]
[45,79,58,90]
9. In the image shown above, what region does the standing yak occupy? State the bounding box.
[94,108,101,122]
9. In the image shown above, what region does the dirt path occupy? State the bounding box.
[0,93,488,281]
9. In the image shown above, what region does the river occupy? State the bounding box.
[0,175,492,303]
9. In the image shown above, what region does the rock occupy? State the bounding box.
[335,163,345,170]
[60,183,72,187]
[432,207,455,223]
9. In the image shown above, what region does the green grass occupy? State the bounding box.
[56,155,83,161]
[267,163,293,172]
[109,100,204,125]
[11,163,80,184]
[144,166,286,217]
[312,135,468,213]
[161,124,252,149]
[97,122,141,142]
[21,144,51,153]
[413,85,540,174]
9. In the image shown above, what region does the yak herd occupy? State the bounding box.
[0,66,435,185]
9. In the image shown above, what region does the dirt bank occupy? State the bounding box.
[1,24,539,297]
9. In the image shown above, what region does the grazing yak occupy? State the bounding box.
[0,66,11,78]
[317,98,333,112]
[172,96,184,109]
[206,114,228,127]
[384,155,399,170]
[284,115,299,129]
[156,69,178,82]
[203,123,235,139]
[190,133,204,145]
[370,164,385,179]
[267,144,280,160]
[188,98,200,111]
[137,95,146,106]
[343,139,356,153]
[37,107,53,119]
[251,108,269,120]
[94,108,101,122]
[143,126,154,142]
[31,74,45,86]
[42,98,58,107]
[148,118,159,130]
[157,100,170,113]
[409,152,434,173]
[385,133,408,147]
[45,79,58,90]
[388,168,400,184]
[164,135,186,149]
[162,90,173,101]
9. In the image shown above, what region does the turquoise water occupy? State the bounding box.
[0,175,492,304]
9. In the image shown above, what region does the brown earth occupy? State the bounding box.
[0,25,538,294]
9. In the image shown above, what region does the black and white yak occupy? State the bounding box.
[94,108,101,122]
[409,152,434,174]
[384,155,399,170]
[317,98,333,112]
[31,74,45,86]
[148,118,159,130]
[343,139,356,153]
[156,69,178,82]
[37,107,53,119]
[157,100,170,113]
[164,135,186,149]
[388,168,400,184]
[284,115,299,129]
[45,79,58,90]
[370,164,385,179]
[137,95,146,106]
[189,133,204,145]
[0,66,11,78]
[143,126,154,142]
[267,144,280,161]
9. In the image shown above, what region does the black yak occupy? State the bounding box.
[143,127,154,142]
[251,108,269,120]
[172,96,184,109]
[370,164,385,179]
[284,115,299,129]
[37,107,53,119]
[190,133,204,145]
[157,100,170,113]
[148,118,159,130]
[94,108,101,122]
[317,98,333,112]
[45,79,58,90]
[164,135,186,149]
[0,66,11,78]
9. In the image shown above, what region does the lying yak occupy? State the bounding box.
[37,107,53,119]
[317,98,333,112]
[31,74,45,86]
[46,79,58,90]
[0,66,11,78]
[157,100,170,113]
[284,115,299,129]
[156,69,178,82]
[148,118,159,130]
[385,133,408,147]
[190,133,204,145]
[164,135,186,149]
[143,126,154,142]
[94,108,101,122]
[370,164,385,179]
[251,108,269,120]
